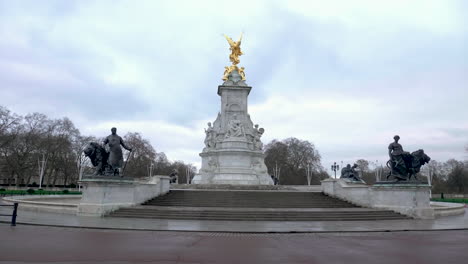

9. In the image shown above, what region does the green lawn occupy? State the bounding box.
[431,198,468,204]
[0,189,81,195]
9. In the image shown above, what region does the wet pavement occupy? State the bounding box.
[1,224,467,263]
[1,203,467,233]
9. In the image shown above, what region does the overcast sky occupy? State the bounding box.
[1,0,467,173]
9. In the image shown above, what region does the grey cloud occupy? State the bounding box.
[0,0,467,166]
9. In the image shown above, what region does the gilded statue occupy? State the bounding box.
[224,33,243,65]
[222,33,246,81]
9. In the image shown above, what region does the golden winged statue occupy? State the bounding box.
[222,33,246,81]
[224,33,243,65]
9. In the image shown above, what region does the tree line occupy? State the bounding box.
[263,140,467,192]
[2,105,466,191]
[0,106,195,187]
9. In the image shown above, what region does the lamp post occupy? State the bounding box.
[375,160,379,182]
[147,163,154,177]
[274,162,281,185]
[306,163,312,186]
[186,166,192,184]
[331,162,339,179]
[38,154,47,189]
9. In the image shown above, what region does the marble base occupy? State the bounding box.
[192,173,272,185]
[192,147,273,185]
[193,75,277,185]
[78,176,170,216]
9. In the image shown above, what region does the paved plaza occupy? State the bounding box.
[1,202,467,233]
[1,202,467,263]
[1,224,468,263]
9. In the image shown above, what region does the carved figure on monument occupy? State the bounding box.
[207,157,218,171]
[251,158,267,174]
[253,125,265,150]
[103,127,132,176]
[225,114,245,138]
[204,122,217,149]
[386,135,431,181]
[340,164,362,182]
[253,124,260,135]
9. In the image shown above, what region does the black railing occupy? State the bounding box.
[0,203,18,226]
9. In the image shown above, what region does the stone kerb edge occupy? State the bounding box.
[431,201,466,217]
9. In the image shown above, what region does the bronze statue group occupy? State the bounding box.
[341,135,430,183]
[84,127,132,176]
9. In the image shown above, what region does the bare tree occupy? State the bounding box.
[355,159,370,172]
[123,132,157,178]
[0,107,200,188]
[264,138,323,185]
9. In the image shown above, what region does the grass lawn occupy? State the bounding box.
[431,198,468,204]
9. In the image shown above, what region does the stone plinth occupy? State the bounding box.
[321,178,434,219]
[78,175,170,216]
[372,183,433,219]
[192,70,273,185]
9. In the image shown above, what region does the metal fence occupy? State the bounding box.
[0,203,18,226]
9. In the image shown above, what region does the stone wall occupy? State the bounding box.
[321,179,434,219]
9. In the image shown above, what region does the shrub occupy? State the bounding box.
[31,182,38,187]
[63,190,69,194]
[0,188,5,192]
[69,183,77,188]
[27,188,35,194]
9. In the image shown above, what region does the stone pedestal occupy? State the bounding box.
[371,182,434,219]
[78,176,170,216]
[321,178,434,219]
[192,70,273,185]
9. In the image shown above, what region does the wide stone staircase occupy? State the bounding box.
[108,189,410,221]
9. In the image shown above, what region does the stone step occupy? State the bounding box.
[143,190,355,208]
[111,212,403,218]
[113,209,401,216]
[109,213,408,221]
[109,189,409,221]
[145,204,356,208]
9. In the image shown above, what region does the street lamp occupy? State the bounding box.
[274,162,281,185]
[331,162,340,179]
[306,163,312,186]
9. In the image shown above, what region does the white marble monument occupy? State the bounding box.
[192,34,272,185]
